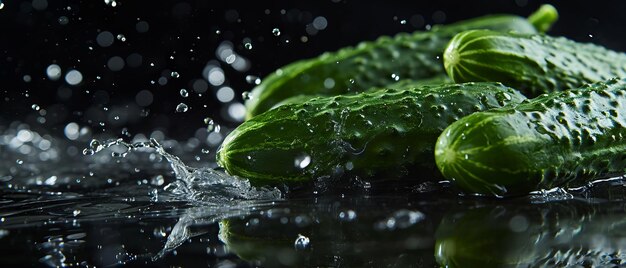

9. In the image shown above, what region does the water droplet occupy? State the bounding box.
[179,89,188,98]
[244,42,252,50]
[104,0,117,7]
[83,148,95,155]
[171,71,180,78]
[150,175,164,186]
[245,75,261,85]
[0,3,4,9]
[391,73,400,81]
[201,148,210,154]
[294,154,311,169]
[400,19,407,24]
[72,209,81,216]
[294,234,310,250]
[16,159,24,165]
[176,103,189,113]
[242,91,252,100]
[204,117,219,132]
[338,210,357,221]
[32,104,40,111]
[116,34,126,42]
[272,28,281,36]
[215,29,221,35]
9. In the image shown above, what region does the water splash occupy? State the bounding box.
[83,138,282,203]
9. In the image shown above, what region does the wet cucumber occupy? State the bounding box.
[434,78,626,196]
[218,82,526,187]
[244,5,557,119]
[443,29,626,97]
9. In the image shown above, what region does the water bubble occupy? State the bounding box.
[244,42,252,50]
[116,34,126,42]
[294,234,310,250]
[16,159,24,165]
[82,148,95,156]
[72,210,81,216]
[323,78,335,89]
[204,117,218,132]
[215,29,221,35]
[294,154,311,169]
[0,3,4,9]
[272,28,281,36]
[245,75,261,85]
[179,89,188,98]
[400,19,407,25]
[176,103,189,113]
[391,73,400,81]
[32,104,40,111]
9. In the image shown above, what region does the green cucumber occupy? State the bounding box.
[218,82,526,186]
[434,78,626,196]
[443,29,626,97]
[273,75,452,108]
[244,5,558,119]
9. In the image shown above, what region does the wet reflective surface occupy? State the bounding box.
[4,124,626,267]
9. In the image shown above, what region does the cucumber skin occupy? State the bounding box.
[218,82,526,187]
[444,29,626,97]
[435,78,626,196]
[244,13,542,119]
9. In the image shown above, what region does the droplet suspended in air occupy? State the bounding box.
[245,75,261,85]
[294,234,310,250]
[242,91,252,100]
[179,88,188,98]
[244,42,252,50]
[176,103,189,113]
[171,71,180,78]
[294,154,311,169]
[272,28,281,36]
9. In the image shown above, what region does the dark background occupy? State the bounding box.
[1,0,625,140]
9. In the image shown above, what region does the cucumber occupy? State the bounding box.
[443,29,626,97]
[244,5,558,119]
[272,75,452,108]
[434,78,626,196]
[218,82,526,187]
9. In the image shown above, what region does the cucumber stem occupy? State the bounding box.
[527,4,559,33]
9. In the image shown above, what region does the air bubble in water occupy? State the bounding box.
[294,154,311,169]
[245,75,261,85]
[72,210,81,216]
[116,34,126,42]
[151,175,165,186]
[204,117,219,132]
[400,20,407,24]
[171,71,180,78]
[179,89,188,98]
[391,73,400,81]
[176,103,189,113]
[294,234,310,250]
[16,159,24,165]
[244,42,252,50]
[32,104,40,111]
[272,28,281,36]
[0,2,4,9]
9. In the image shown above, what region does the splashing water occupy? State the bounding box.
[83,137,282,203]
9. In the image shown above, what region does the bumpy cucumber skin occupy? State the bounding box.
[435,78,626,196]
[272,75,452,108]
[244,11,545,119]
[218,82,526,187]
[444,29,626,97]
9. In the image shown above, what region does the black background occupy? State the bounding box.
[1,0,625,140]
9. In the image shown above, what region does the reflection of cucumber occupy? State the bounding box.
[444,29,626,97]
[218,82,526,187]
[435,78,626,196]
[435,202,626,268]
[218,200,437,267]
[244,5,558,118]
